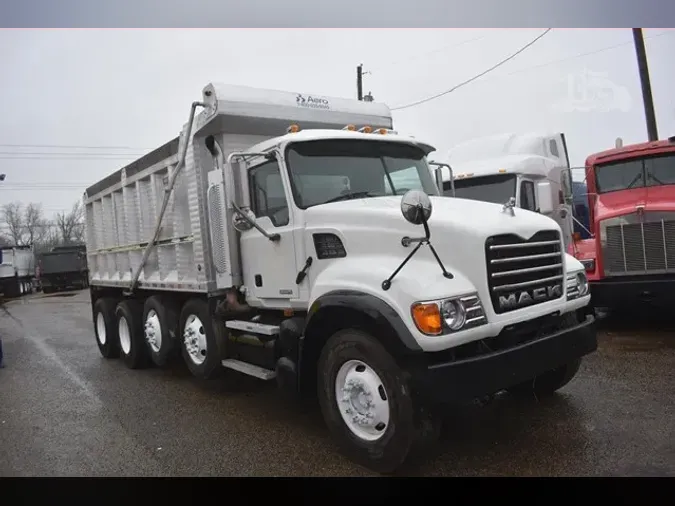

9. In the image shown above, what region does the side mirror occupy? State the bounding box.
[433,166,444,194]
[536,181,554,215]
[560,168,574,206]
[400,190,433,225]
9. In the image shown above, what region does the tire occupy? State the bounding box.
[507,358,582,398]
[116,300,150,370]
[143,295,179,367]
[317,328,437,474]
[179,298,223,380]
[93,297,120,359]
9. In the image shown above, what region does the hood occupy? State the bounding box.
[304,195,560,240]
[303,195,565,318]
[595,186,675,220]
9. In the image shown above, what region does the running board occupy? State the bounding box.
[221,359,277,380]
[225,320,280,336]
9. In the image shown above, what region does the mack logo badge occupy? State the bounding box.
[498,284,562,310]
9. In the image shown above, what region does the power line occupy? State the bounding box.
[0,151,146,157]
[0,156,139,161]
[371,33,491,73]
[473,29,674,83]
[391,28,553,111]
[389,29,673,112]
[0,143,150,150]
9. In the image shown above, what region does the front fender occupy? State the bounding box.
[308,255,478,350]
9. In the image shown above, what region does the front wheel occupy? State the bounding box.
[317,329,437,474]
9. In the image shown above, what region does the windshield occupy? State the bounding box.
[595,153,675,193]
[285,139,438,209]
[443,173,516,204]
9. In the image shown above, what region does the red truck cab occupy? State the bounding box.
[570,135,675,310]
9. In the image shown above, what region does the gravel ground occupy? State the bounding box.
[1,290,673,476]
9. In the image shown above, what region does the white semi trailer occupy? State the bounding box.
[0,245,35,297]
[433,132,576,249]
[84,84,597,473]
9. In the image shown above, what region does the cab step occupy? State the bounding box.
[225,320,280,336]
[221,359,277,380]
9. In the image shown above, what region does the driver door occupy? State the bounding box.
[239,159,299,301]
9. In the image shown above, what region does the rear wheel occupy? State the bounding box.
[143,295,179,367]
[317,328,439,474]
[116,300,150,370]
[179,298,222,380]
[93,297,120,359]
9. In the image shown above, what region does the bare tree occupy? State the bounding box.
[35,225,61,254]
[1,202,24,245]
[56,200,85,245]
[24,202,47,246]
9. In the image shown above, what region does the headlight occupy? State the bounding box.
[440,299,466,331]
[411,293,486,336]
[566,270,589,300]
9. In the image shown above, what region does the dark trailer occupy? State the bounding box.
[38,244,89,293]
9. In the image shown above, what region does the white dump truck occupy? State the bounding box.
[0,245,35,297]
[433,132,577,249]
[84,84,597,473]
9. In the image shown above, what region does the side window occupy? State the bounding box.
[249,160,289,227]
[520,180,536,211]
[549,139,560,158]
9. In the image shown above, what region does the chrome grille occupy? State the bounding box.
[601,211,675,276]
[485,230,565,314]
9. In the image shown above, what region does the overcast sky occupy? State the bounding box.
[1,28,674,223]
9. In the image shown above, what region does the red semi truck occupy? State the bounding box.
[568,135,675,311]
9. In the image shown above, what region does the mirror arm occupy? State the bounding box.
[382,206,453,291]
[232,202,280,242]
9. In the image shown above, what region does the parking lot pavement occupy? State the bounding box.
[1,290,674,476]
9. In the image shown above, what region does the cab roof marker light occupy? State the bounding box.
[287,124,300,133]
[359,126,373,133]
[343,124,356,131]
[498,168,507,173]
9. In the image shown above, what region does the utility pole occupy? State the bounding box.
[632,28,658,142]
[357,64,363,101]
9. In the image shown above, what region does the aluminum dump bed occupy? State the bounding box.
[83,83,393,294]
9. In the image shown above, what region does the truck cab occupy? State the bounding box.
[569,136,675,310]
[432,132,575,249]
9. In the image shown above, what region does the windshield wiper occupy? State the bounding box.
[324,191,381,204]
[647,172,665,185]
[626,172,644,189]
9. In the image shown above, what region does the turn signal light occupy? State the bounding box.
[411,303,443,336]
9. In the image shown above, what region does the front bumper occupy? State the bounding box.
[409,314,597,404]
[590,275,675,308]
